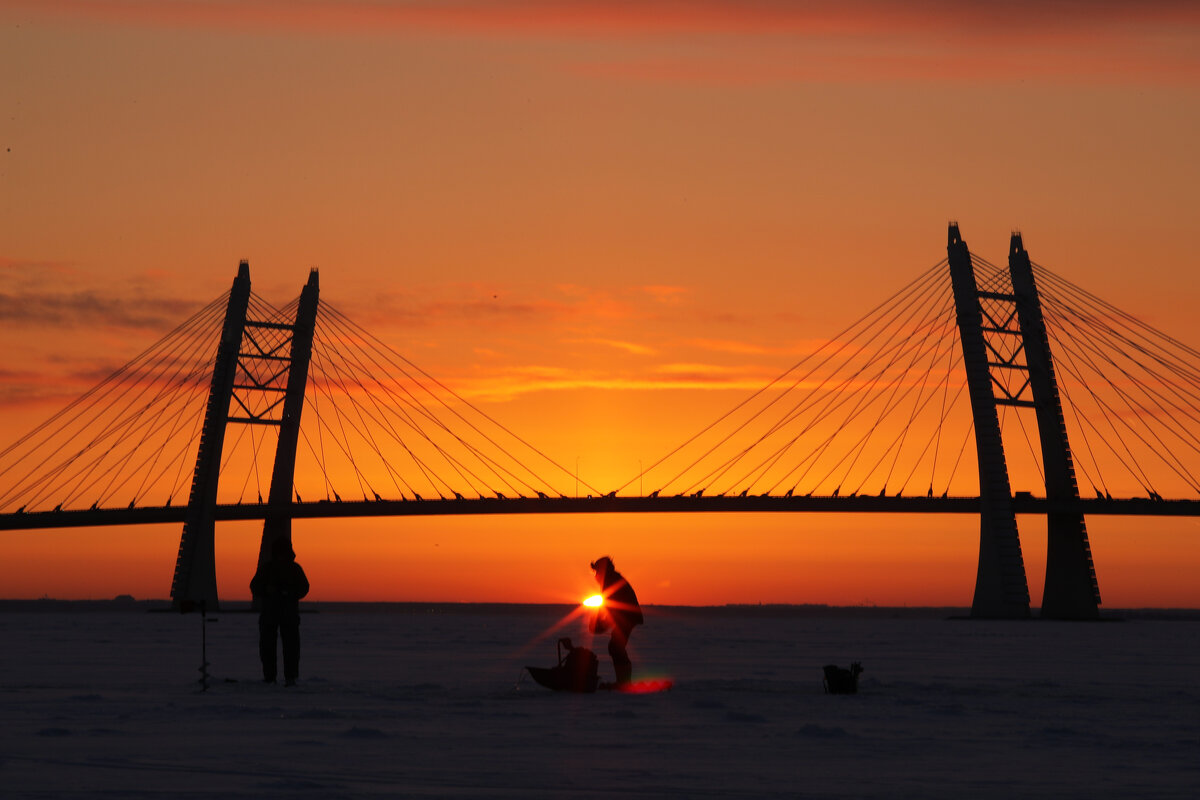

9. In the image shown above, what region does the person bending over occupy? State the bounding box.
[589,555,643,686]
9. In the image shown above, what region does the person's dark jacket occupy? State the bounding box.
[594,569,643,635]
[250,558,309,617]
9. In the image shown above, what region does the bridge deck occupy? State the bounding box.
[2,495,1199,530]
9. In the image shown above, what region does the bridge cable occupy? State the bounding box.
[315,309,508,498]
[81,300,223,509]
[308,321,451,499]
[302,342,344,501]
[0,294,216,509]
[313,311,509,499]
[305,330,399,500]
[1045,278,1200,452]
[641,260,951,497]
[704,261,949,497]
[0,293,227,465]
[770,264,953,496]
[619,259,949,495]
[311,309,526,500]
[673,261,946,496]
[944,418,976,496]
[926,315,963,495]
[874,292,964,494]
[812,282,954,497]
[97,317,222,508]
[1038,269,1200,411]
[1028,273,1148,495]
[1035,266,1200,408]
[807,275,956,496]
[1039,276,1200,480]
[0,293,228,512]
[1037,322,1111,499]
[1039,304,1171,495]
[756,264,952,497]
[851,291,961,495]
[318,303,586,497]
[899,351,968,497]
[1041,290,1200,495]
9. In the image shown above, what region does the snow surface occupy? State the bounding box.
[2,603,1199,798]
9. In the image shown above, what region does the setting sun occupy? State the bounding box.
[583,595,604,608]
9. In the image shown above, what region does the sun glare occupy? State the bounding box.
[583,594,604,608]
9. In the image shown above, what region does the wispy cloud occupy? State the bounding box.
[683,337,831,357]
[0,257,76,274]
[565,338,657,356]
[16,1,1200,38]
[0,361,144,408]
[1,258,207,331]
[456,370,786,403]
[12,1,1200,84]
[0,288,202,331]
[0,368,58,408]
[334,282,668,332]
[641,285,688,305]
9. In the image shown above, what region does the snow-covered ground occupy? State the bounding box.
[2,603,1198,798]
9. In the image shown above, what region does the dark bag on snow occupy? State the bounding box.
[823,662,863,694]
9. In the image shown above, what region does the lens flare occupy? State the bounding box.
[583,594,604,608]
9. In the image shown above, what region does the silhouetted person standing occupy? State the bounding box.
[589,555,643,686]
[250,538,309,686]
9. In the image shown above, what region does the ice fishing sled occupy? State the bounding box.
[525,638,673,694]
[526,637,600,692]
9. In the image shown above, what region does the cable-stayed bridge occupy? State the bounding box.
[2,225,1198,619]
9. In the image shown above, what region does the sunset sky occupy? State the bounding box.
[3,1,1199,607]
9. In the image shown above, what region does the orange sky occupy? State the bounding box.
[2,1,1200,607]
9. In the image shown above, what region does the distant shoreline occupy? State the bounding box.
[2,598,1199,620]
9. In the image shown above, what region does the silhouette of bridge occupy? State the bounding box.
[3,224,1198,619]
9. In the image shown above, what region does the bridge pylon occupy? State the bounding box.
[170,262,252,610]
[256,269,319,574]
[948,224,1102,619]
[1007,234,1100,619]
[170,265,320,611]
[947,224,1032,618]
